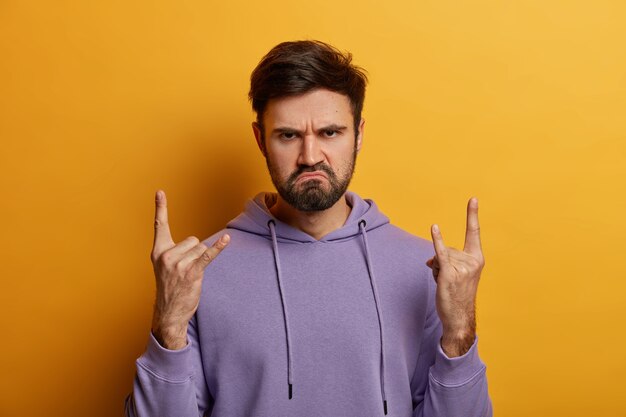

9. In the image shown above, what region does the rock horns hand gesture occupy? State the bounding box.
[425,197,485,358]
[150,190,230,350]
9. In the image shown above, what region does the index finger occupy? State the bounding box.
[463,196,482,255]
[153,189,174,254]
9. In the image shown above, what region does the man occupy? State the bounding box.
[125,40,492,417]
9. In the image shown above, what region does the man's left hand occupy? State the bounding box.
[425,197,485,357]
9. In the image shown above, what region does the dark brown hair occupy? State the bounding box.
[248,40,368,141]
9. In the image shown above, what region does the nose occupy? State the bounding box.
[297,132,324,167]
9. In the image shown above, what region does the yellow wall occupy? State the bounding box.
[1,1,624,416]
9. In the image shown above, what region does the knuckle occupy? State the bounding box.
[470,255,485,271]
[175,260,187,274]
[160,251,174,266]
[196,243,209,254]
[202,249,214,263]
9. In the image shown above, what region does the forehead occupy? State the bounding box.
[263,88,353,128]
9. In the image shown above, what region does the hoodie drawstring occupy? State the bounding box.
[359,219,388,415]
[268,219,294,400]
[266,218,388,415]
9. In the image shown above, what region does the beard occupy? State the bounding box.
[265,145,357,212]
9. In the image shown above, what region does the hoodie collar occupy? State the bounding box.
[226,190,390,243]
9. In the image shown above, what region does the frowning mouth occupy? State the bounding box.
[296,172,328,182]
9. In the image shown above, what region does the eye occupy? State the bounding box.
[280,132,298,140]
[323,129,338,138]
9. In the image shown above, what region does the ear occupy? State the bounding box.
[356,117,365,153]
[252,121,266,157]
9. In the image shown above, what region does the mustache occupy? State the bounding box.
[287,163,335,184]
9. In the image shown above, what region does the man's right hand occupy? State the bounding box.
[150,189,230,350]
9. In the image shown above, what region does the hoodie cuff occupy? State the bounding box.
[429,334,486,387]
[136,330,193,383]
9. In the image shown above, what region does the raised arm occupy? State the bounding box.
[124,190,230,416]
[413,197,492,416]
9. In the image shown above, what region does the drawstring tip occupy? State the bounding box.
[383,400,388,415]
[288,383,292,399]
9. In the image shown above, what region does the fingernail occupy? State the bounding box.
[156,190,162,200]
[433,224,439,233]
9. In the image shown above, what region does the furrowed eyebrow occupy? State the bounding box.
[317,124,347,133]
[271,124,348,136]
[271,127,300,135]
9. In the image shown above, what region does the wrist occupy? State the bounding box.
[441,325,476,358]
[151,321,189,350]
[152,328,188,350]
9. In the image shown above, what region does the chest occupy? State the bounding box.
[197,238,428,382]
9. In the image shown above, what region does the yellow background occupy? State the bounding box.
[1,1,624,416]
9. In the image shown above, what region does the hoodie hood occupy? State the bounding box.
[226,190,390,243]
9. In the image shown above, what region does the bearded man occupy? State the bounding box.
[125,40,493,417]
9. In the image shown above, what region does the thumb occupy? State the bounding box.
[193,234,231,272]
[430,224,449,266]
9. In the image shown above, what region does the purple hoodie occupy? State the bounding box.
[125,191,492,416]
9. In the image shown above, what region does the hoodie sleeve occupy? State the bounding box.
[124,313,211,417]
[411,274,493,417]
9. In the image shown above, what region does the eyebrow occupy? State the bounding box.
[271,124,348,136]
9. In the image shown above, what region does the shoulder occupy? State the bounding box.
[374,223,435,260]
[200,227,271,263]
[202,226,268,246]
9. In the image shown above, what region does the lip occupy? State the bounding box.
[296,172,328,182]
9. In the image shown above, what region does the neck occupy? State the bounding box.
[268,193,352,240]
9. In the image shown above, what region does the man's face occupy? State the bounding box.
[252,88,364,212]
